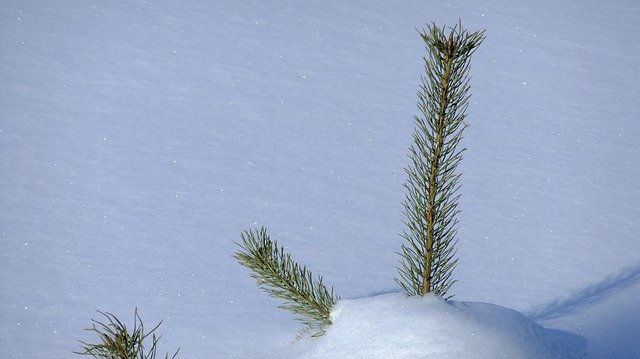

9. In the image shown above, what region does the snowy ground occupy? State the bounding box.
[292,293,586,358]
[1,1,639,358]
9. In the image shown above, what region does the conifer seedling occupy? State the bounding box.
[75,309,180,359]
[235,21,484,336]
[396,21,485,298]
[234,227,339,336]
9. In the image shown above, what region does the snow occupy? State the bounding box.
[292,293,585,358]
[1,0,639,358]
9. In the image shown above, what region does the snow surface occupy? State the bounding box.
[292,293,584,358]
[1,0,639,358]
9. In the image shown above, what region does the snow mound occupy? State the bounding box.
[291,293,584,359]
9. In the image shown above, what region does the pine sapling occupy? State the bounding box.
[396,21,485,298]
[233,227,339,336]
[75,309,179,359]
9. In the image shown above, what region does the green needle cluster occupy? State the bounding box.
[234,227,339,335]
[75,309,179,359]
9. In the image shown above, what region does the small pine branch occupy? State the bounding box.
[74,308,180,359]
[233,227,339,335]
[396,21,485,298]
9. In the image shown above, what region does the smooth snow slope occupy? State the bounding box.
[293,293,585,358]
[1,1,639,358]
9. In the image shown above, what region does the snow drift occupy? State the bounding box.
[291,293,585,358]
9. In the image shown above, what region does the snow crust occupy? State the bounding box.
[291,293,583,358]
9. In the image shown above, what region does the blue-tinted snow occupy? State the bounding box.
[1,1,639,357]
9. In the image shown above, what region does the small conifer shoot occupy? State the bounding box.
[75,309,180,359]
[233,227,339,336]
[234,21,485,339]
[396,22,485,298]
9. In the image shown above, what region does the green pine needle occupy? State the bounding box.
[233,227,339,336]
[74,309,180,359]
[396,21,485,299]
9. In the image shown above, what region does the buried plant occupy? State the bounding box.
[75,309,179,359]
[234,21,485,335]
